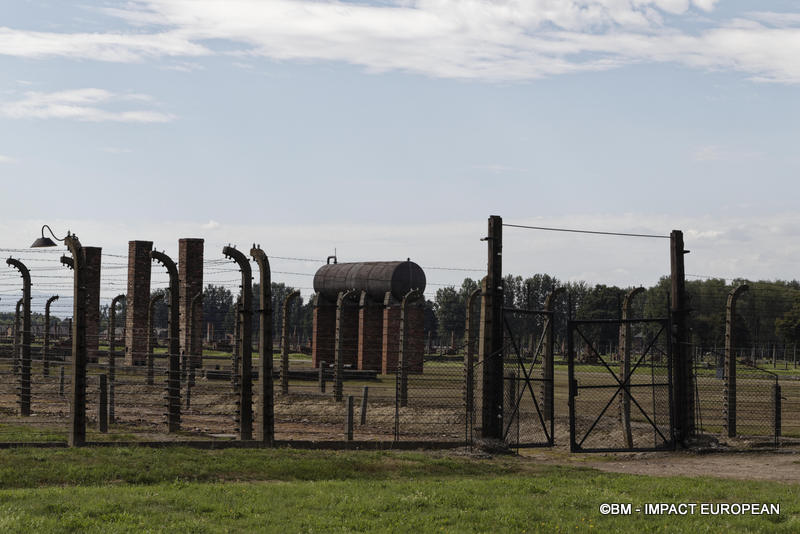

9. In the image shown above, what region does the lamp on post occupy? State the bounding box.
[31,225,87,446]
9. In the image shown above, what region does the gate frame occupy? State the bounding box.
[567,317,675,453]
[501,307,555,448]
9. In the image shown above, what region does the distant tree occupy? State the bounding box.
[202,284,234,341]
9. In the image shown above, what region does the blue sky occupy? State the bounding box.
[1,0,800,307]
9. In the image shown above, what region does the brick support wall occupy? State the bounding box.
[312,293,336,368]
[403,302,425,374]
[178,238,204,368]
[83,247,102,364]
[338,295,359,368]
[357,291,383,371]
[382,293,401,374]
[125,241,152,365]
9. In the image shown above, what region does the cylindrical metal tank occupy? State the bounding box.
[313,261,426,302]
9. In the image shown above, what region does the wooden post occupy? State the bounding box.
[98,374,108,433]
[360,386,369,425]
[345,395,354,440]
[670,230,692,444]
[479,215,504,440]
[66,234,88,447]
[724,284,748,438]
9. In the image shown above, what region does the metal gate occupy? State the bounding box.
[568,318,675,452]
[502,308,554,448]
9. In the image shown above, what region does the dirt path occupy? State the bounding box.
[519,448,800,483]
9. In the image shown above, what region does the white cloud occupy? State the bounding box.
[0,154,15,163]
[0,1,797,82]
[202,220,220,230]
[0,88,175,123]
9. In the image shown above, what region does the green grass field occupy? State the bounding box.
[0,446,796,533]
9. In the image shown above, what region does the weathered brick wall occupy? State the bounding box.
[178,238,204,368]
[83,247,102,364]
[404,302,425,373]
[338,297,359,368]
[382,293,401,374]
[125,240,152,365]
[312,293,336,368]
[357,292,383,371]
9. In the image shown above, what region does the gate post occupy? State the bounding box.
[479,215,504,440]
[223,246,254,441]
[724,284,748,438]
[670,230,693,444]
[151,251,181,433]
[619,287,644,448]
[6,258,31,417]
[66,234,88,447]
[542,287,564,424]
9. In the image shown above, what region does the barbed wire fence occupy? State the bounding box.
[0,246,481,445]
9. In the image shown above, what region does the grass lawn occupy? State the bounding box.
[0,447,796,533]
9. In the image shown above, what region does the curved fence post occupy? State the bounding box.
[250,245,273,444]
[44,295,59,378]
[151,251,181,433]
[108,294,125,423]
[7,258,31,417]
[724,284,749,438]
[223,246,254,441]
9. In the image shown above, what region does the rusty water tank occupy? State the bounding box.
[313,261,426,302]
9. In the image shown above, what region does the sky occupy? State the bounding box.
[1,0,800,311]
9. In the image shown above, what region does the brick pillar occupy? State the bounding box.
[179,238,204,368]
[358,291,383,371]
[339,294,359,368]
[125,241,152,366]
[405,300,424,373]
[83,247,102,364]
[312,293,336,368]
[382,292,401,374]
